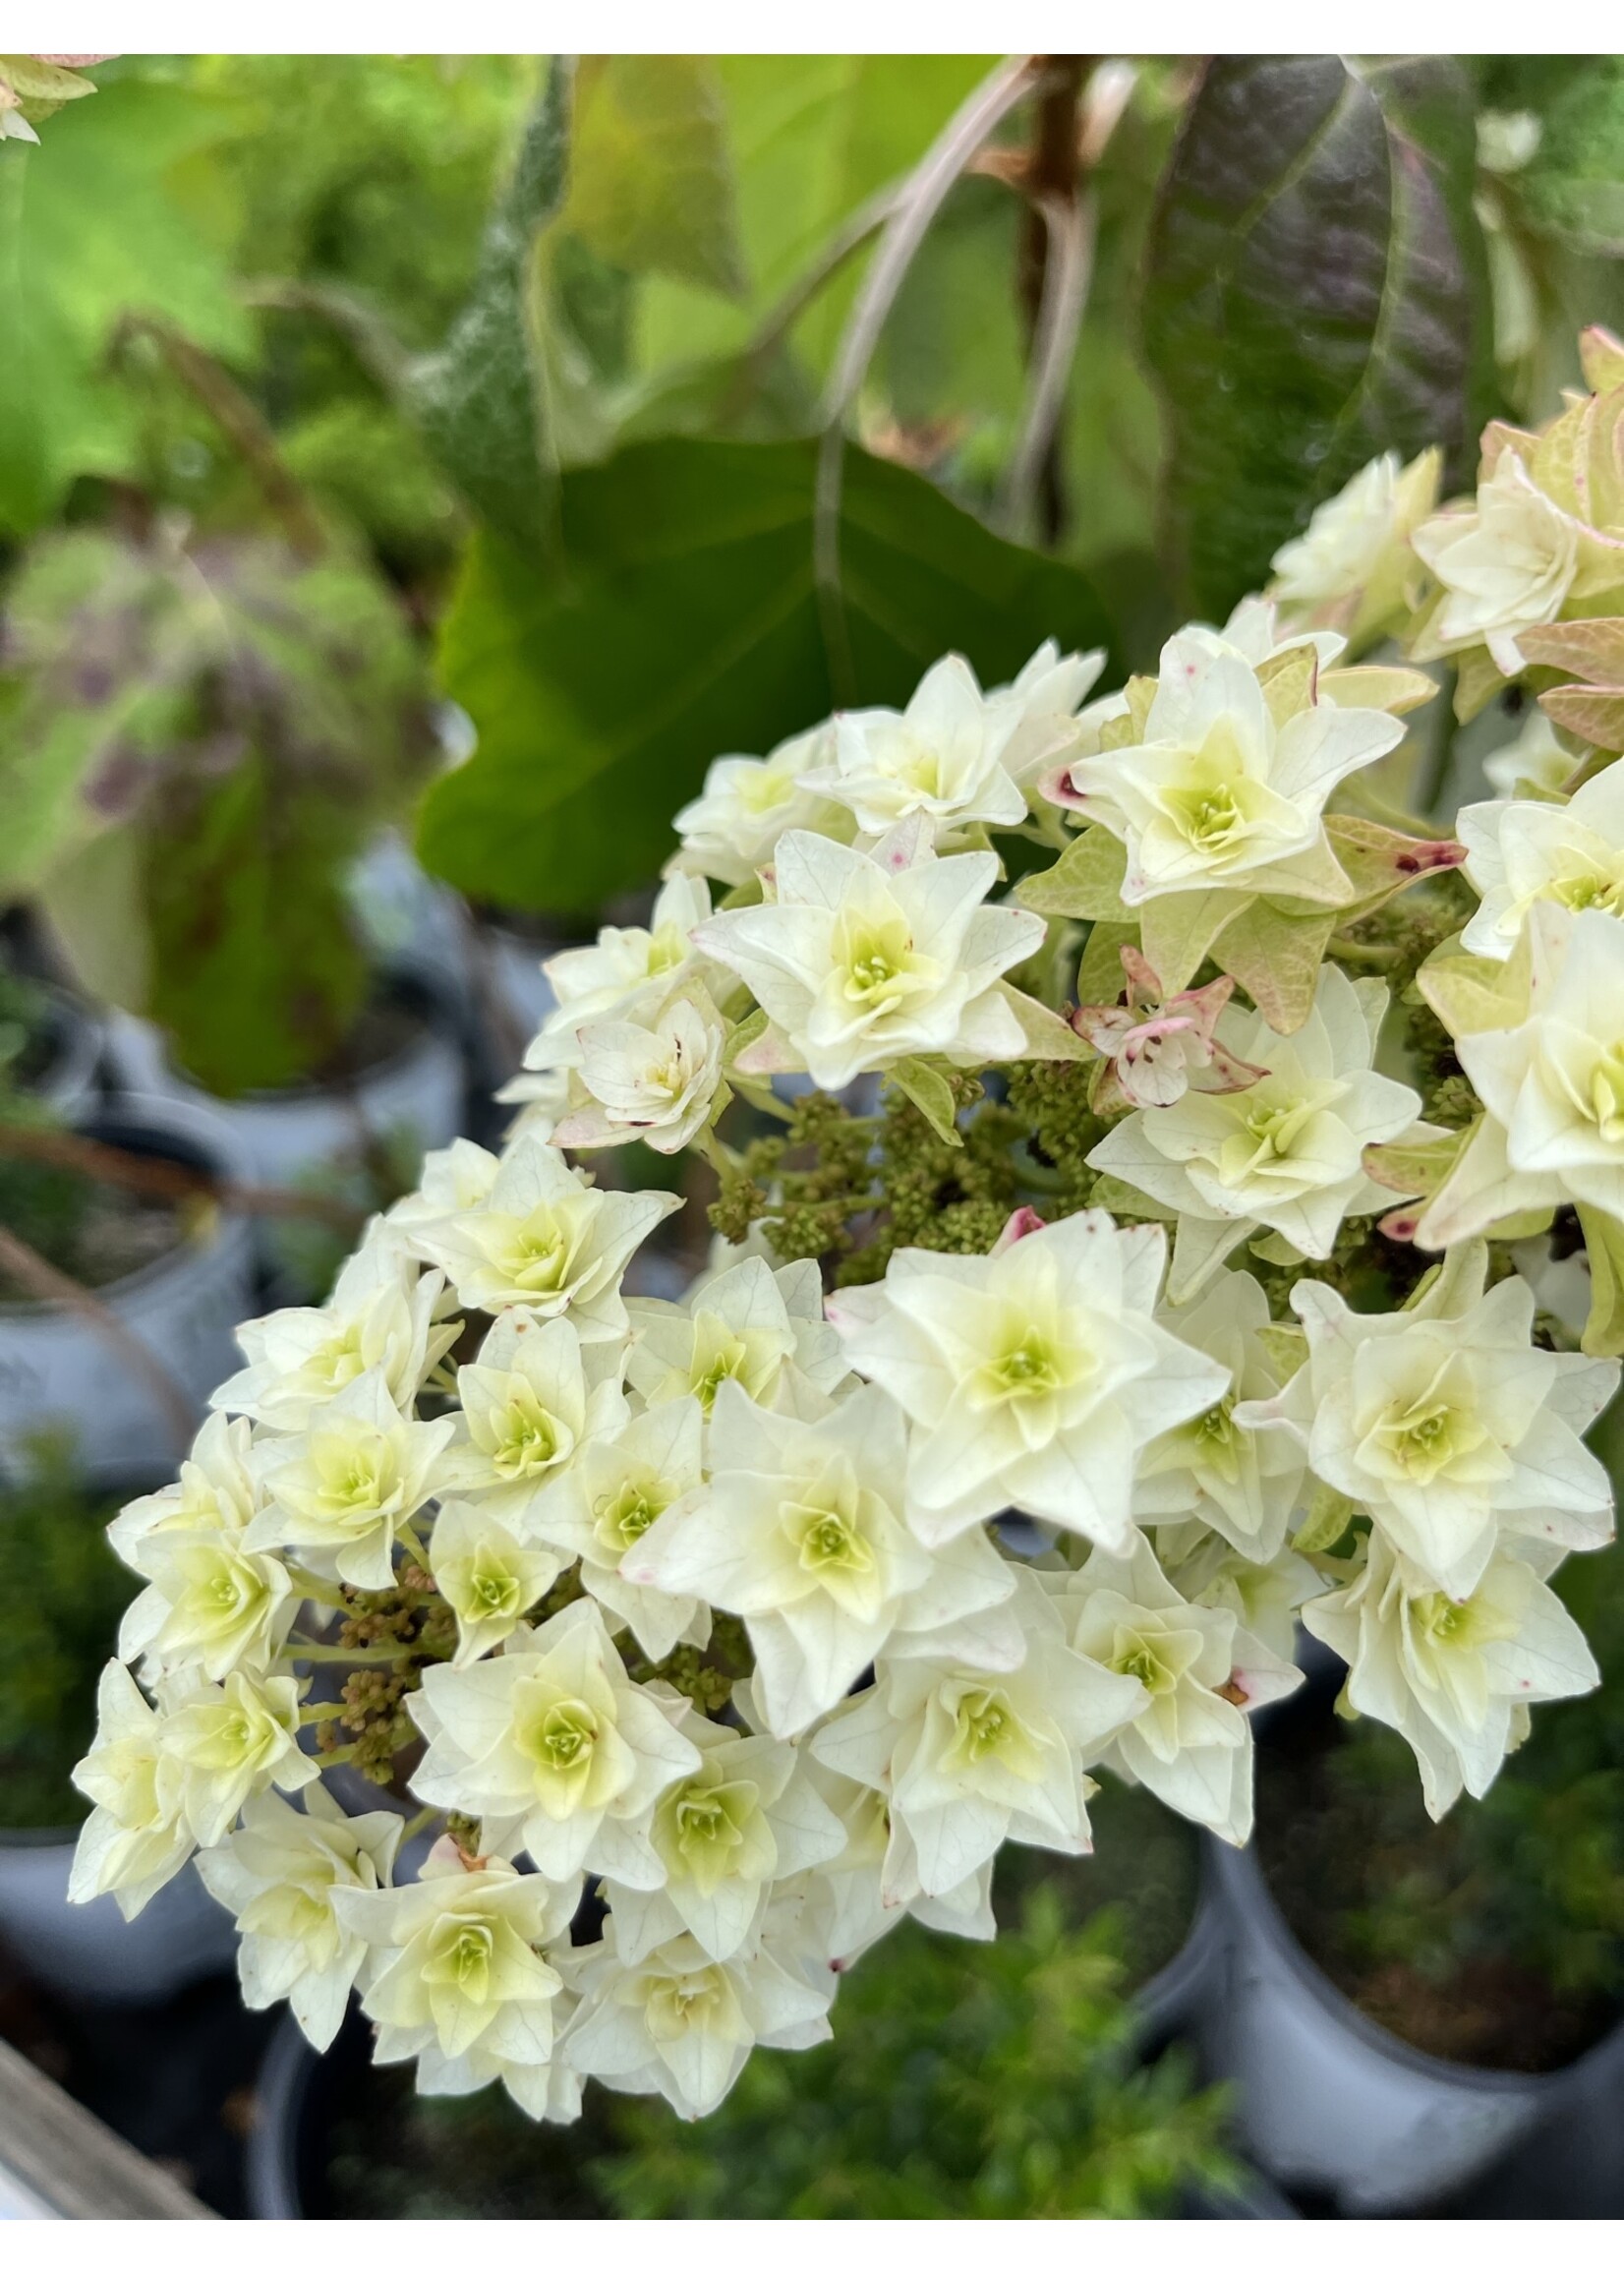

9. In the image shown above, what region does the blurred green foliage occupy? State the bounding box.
[597,1895,1235,2219]
[0,1436,137,1831]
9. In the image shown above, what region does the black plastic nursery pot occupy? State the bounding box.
[1196,1686,1624,2216]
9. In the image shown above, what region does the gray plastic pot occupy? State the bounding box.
[103,965,469,1280]
[0,1832,236,2008]
[1196,1832,1624,2214]
[24,984,103,1121]
[0,1094,256,1483]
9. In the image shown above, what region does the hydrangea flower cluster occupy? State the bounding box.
[71,328,1624,2125]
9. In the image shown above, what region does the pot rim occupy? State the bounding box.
[0,1093,254,1321]
[148,961,463,1111]
[1207,1829,1624,2094]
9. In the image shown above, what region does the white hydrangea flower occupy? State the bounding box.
[624,1254,848,1423]
[562,1914,834,2121]
[69,1662,195,1918]
[246,1368,455,1592]
[1158,1533,1326,1665]
[1268,448,1439,637]
[115,1523,295,1685]
[552,988,726,1155]
[1053,627,1403,905]
[1133,1270,1309,1562]
[336,1842,578,2120]
[1239,1246,1618,1595]
[196,1784,402,2051]
[784,1767,995,1966]
[1458,764,1624,962]
[810,1570,1147,1899]
[604,1711,846,1964]
[428,1499,562,1667]
[1412,448,1580,674]
[624,1380,1016,1739]
[692,819,1042,1093]
[108,1411,261,1561]
[210,1225,457,1432]
[798,654,1029,841]
[1304,1528,1598,1819]
[402,1128,680,1333]
[670,725,853,888]
[985,638,1107,793]
[408,1600,702,1888]
[829,1209,1229,1549]
[1415,904,1624,1242]
[532,1398,711,1662]
[158,1669,319,1847]
[436,1310,626,1528]
[1051,1534,1301,1844]
[1089,965,1422,1302]
[521,874,715,1078]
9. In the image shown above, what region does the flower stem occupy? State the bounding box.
[288,1640,417,1665]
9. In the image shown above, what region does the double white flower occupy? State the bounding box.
[1412,447,1581,674]
[810,1571,1146,1899]
[830,1209,1229,1549]
[1090,965,1422,1301]
[435,1309,626,1528]
[197,1785,401,2051]
[671,727,852,887]
[1051,627,1403,906]
[624,1254,848,1422]
[403,1128,679,1333]
[247,1368,454,1592]
[1304,1529,1598,1819]
[1458,766,1624,962]
[337,1844,579,2119]
[409,1600,702,1887]
[623,1381,1016,1738]
[1240,1248,1617,1595]
[694,820,1042,1093]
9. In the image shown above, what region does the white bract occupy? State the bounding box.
[197,1786,401,2051]
[337,1843,578,2118]
[811,1572,1147,1898]
[552,988,726,1155]
[428,1499,561,1666]
[1052,629,1403,905]
[562,1915,833,2121]
[1089,965,1422,1301]
[246,1368,454,1591]
[210,1227,456,1431]
[403,1128,679,1332]
[1134,1270,1308,1562]
[694,821,1042,1092]
[830,1209,1229,1547]
[624,1254,848,1422]
[1304,1529,1598,1818]
[1050,1535,1300,1845]
[985,638,1107,793]
[1412,448,1580,673]
[532,1397,710,1662]
[522,873,715,1074]
[435,1310,625,1527]
[1240,1248,1617,1594]
[671,726,852,887]
[624,1381,1017,1737]
[158,1669,318,1847]
[1421,904,1624,1244]
[409,1600,702,1887]
[605,1711,845,1962]
[1268,447,1439,638]
[68,1662,196,1919]
[799,654,1028,841]
[1458,766,1624,962]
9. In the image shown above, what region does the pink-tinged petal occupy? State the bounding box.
[1192,1039,1267,1094]
[1039,762,1090,811]
[989,1206,1048,1256]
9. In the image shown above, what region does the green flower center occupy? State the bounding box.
[521,1695,599,1775]
[596,1478,667,1551]
[985,1328,1062,1401]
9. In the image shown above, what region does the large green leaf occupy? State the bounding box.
[1142,54,1494,616]
[419,435,1115,915]
[406,62,572,558]
[566,56,744,298]
[0,75,248,533]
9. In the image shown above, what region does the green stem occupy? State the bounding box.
[300,1701,348,1724]
[398,1805,442,1843]
[319,1743,359,1767]
[287,1640,416,1665]
[287,1565,348,1610]
[1329,937,1402,969]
